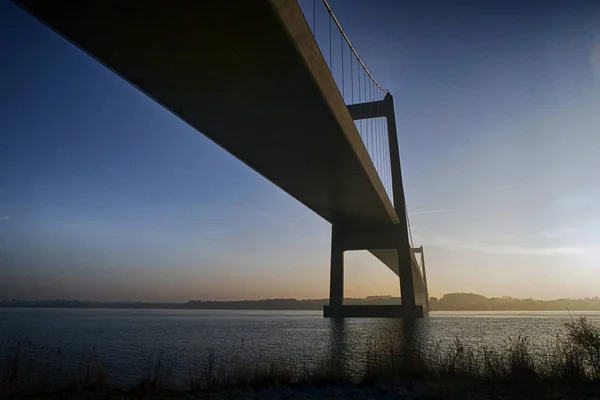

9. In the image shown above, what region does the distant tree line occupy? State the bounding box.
[184,296,402,310]
[429,292,600,311]
[1,293,599,311]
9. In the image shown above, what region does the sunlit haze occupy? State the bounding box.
[1,0,599,302]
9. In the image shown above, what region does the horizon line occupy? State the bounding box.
[2,292,599,304]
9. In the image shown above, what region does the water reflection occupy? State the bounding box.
[326,317,431,374]
[327,318,347,371]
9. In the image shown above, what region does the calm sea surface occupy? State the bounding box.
[1,309,599,386]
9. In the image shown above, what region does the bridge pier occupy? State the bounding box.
[327,225,344,315]
[324,225,424,318]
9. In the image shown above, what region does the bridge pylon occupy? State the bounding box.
[324,94,428,318]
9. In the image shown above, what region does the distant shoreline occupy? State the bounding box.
[2,292,600,311]
[2,305,600,311]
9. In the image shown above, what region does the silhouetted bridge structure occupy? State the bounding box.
[16,0,430,317]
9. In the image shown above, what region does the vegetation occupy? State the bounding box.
[1,317,599,398]
[429,292,600,311]
[3,293,600,310]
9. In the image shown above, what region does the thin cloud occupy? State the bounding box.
[540,228,576,239]
[410,209,448,216]
[427,233,597,256]
[198,229,231,236]
[0,215,11,221]
[552,196,590,214]
[473,244,594,256]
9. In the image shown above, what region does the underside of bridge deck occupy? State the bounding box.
[15,0,397,228]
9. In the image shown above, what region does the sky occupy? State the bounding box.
[1,0,600,301]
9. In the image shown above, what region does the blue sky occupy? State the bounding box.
[1,0,599,301]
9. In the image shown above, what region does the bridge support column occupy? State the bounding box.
[383,93,419,312]
[326,225,344,317]
[413,246,430,312]
[397,248,416,309]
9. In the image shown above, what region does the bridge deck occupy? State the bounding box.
[16,0,397,228]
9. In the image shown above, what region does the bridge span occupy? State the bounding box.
[14,0,429,317]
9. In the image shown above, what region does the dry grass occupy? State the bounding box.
[132,353,173,394]
[360,317,600,387]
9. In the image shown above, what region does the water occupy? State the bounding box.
[1,309,599,387]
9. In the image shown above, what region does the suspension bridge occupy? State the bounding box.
[14,0,430,317]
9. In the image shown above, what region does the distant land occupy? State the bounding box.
[2,293,600,311]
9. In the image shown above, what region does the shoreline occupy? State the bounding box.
[3,293,600,312]
[3,305,600,312]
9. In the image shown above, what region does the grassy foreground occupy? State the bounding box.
[1,317,600,399]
